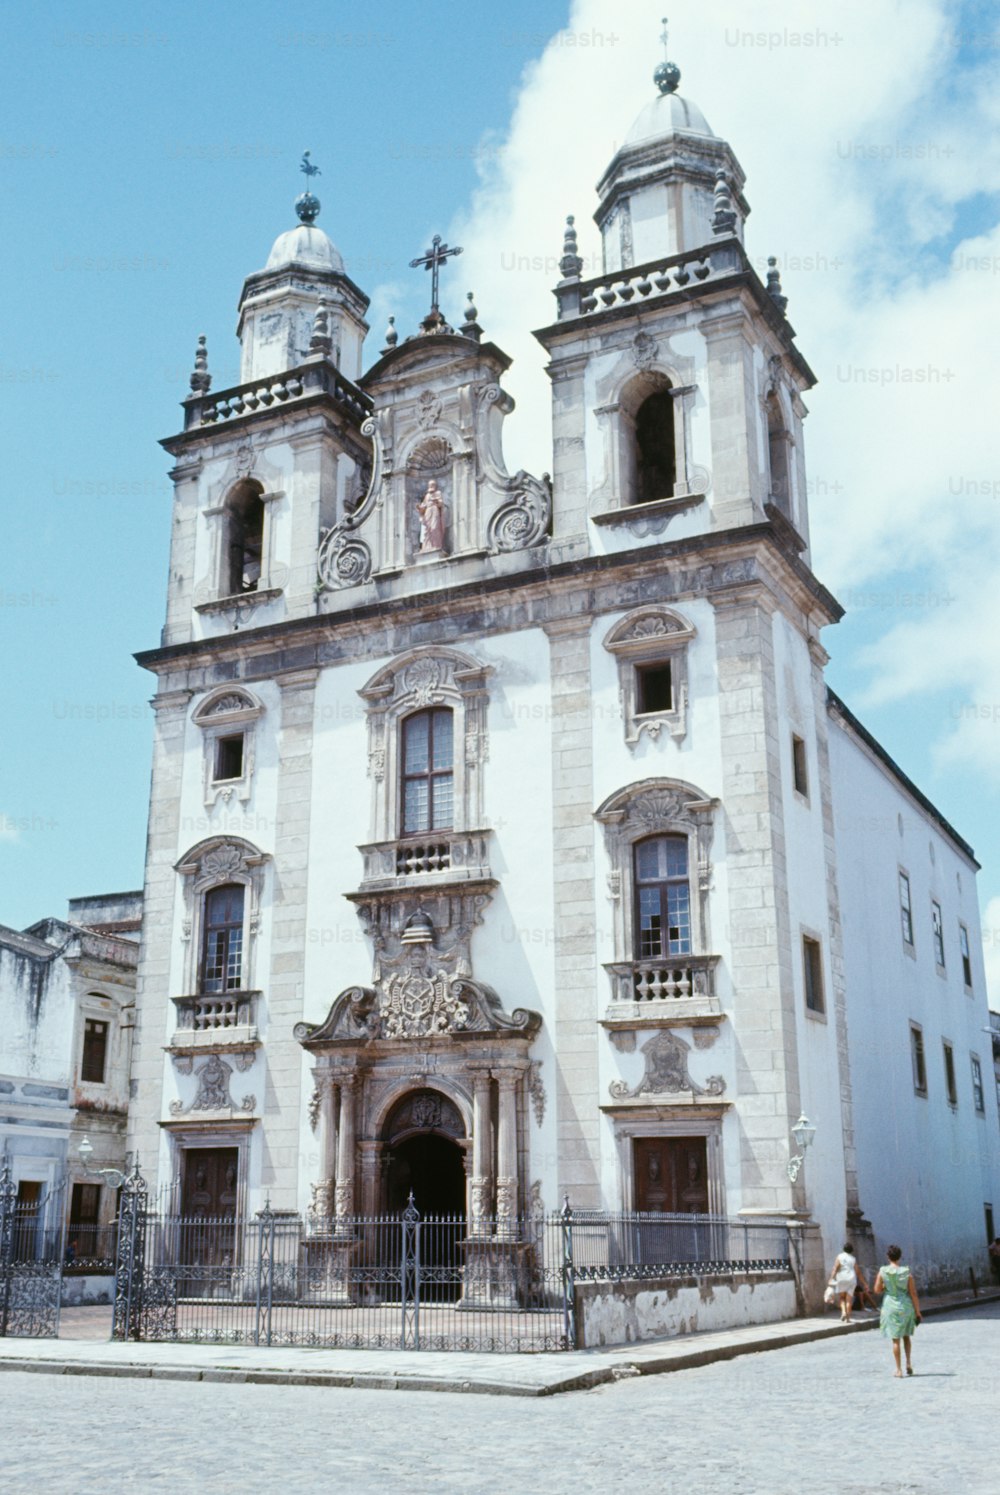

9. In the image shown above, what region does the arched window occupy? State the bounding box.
[223,481,265,596]
[766,393,791,516]
[634,835,691,958]
[635,389,676,504]
[200,884,245,993]
[400,708,454,836]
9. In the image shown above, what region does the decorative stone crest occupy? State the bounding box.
[609,1030,726,1101]
[380,963,470,1039]
[631,331,659,370]
[416,390,443,428]
[169,1054,257,1116]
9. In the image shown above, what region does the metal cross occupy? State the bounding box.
[409,234,463,314]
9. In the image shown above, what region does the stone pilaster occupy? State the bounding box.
[712,589,802,1213]
[701,311,761,529]
[545,618,600,1208]
[260,668,318,1207]
[128,687,192,1183]
[334,1074,357,1219]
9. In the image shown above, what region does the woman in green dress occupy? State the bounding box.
[874,1244,922,1377]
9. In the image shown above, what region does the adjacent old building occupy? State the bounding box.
[124,40,1000,1300]
[0,893,140,1256]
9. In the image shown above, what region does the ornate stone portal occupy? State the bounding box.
[294,906,541,1232]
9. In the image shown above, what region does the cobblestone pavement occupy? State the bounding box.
[2,1302,995,1494]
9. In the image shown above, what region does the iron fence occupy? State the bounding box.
[108,1192,793,1352]
[64,1223,118,1272]
[567,1211,791,1281]
[116,1201,568,1352]
[0,1167,62,1338]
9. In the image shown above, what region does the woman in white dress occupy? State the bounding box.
[828,1241,859,1323]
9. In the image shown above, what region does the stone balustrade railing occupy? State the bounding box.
[183,361,371,431]
[556,240,744,321]
[170,990,260,1040]
[605,955,719,1008]
[358,830,493,889]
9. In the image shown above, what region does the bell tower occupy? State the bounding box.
[535,30,816,551]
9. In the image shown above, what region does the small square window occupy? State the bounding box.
[911,1024,927,1095]
[792,735,808,797]
[959,924,973,988]
[803,936,824,1014]
[81,1019,108,1084]
[214,734,245,782]
[972,1055,985,1114]
[943,1041,958,1107]
[932,901,946,968]
[899,871,914,947]
[635,663,673,716]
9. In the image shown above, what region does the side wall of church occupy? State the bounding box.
[828,713,1000,1288]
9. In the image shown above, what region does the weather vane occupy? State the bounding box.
[296,151,322,224]
[660,15,669,56]
[409,234,463,317]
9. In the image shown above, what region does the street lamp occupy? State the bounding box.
[787,1114,817,1183]
[77,1135,131,1190]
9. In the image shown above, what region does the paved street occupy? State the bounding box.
[1,1302,996,1494]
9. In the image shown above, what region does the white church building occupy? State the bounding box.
[125,45,1000,1301]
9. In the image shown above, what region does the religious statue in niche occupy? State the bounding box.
[416,478,447,554]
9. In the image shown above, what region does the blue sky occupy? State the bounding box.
[2,0,1000,1006]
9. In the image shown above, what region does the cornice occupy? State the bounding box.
[136,521,843,680]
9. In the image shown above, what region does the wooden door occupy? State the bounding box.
[180,1148,239,1218]
[633,1137,709,1213]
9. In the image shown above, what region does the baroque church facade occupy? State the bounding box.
[127,52,1000,1293]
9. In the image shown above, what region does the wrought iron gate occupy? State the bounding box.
[0,1163,62,1339]
[114,1190,570,1351]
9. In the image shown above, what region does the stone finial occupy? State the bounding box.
[654,15,681,94]
[383,315,398,352]
[461,290,483,343]
[560,215,584,280]
[712,171,737,236]
[309,300,332,356]
[189,334,211,395]
[766,257,789,315]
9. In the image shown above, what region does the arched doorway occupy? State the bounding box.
[386,1133,466,1217]
[382,1088,467,1219]
[382,1089,467,1304]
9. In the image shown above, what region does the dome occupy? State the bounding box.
[624,90,714,148]
[265,223,345,275]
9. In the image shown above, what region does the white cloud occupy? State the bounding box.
[366,0,1000,801]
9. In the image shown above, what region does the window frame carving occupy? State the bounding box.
[595,779,718,996]
[604,607,694,748]
[192,687,265,808]
[174,836,269,998]
[359,647,491,848]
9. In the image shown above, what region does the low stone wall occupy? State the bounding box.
[61,1274,115,1307]
[575,1271,798,1349]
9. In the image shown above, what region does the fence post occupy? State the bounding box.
[401,1193,419,1351]
[255,1201,275,1347]
[560,1196,576,1350]
[0,1162,16,1338]
[112,1161,148,1342]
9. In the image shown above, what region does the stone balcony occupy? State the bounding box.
[602,955,721,1028]
[167,990,261,1053]
[357,830,493,893]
